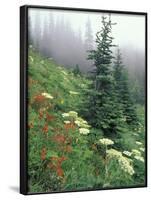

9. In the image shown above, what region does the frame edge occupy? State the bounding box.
[20,5,28,195]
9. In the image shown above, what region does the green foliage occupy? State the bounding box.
[113,49,138,125]
[73,64,81,76]
[83,16,123,137]
[28,49,99,192]
[28,39,145,193]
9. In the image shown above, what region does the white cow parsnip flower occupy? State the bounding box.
[42,92,54,99]
[136,141,142,145]
[79,128,90,135]
[118,156,135,175]
[68,111,78,118]
[134,156,144,162]
[62,113,69,118]
[99,138,114,146]
[69,91,79,95]
[123,151,132,157]
[74,120,81,126]
[75,117,90,128]
[139,147,145,152]
[132,149,141,156]
[107,149,134,176]
[107,149,122,159]
[64,120,71,124]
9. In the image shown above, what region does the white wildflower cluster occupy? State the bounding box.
[62,111,78,119]
[69,91,79,95]
[139,147,145,152]
[131,149,141,157]
[131,149,144,163]
[64,120,71,124]
[68,111,78,118]
[107,149,122,159]
[42,92,54,99]
[62,111,83,122]
[123,151,132,157]
[134,156,144,163]
[99,138,114,146]
[136,141,143,145]
[107,149,134,176]
[118,156,135,175]
[62,113,69,118]
[79,128,90,135]
[122,147,145,164]
[61,111,90,135]
[75,117,91,128]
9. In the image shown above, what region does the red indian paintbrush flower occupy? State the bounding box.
[41,147,47,160]
[64,123,75,131]
[52,134,66,144]
[39,110,44,119]
[42,124,48,133]
[46,113,55,122]
[34,94,45,103]
[48,156,68,177]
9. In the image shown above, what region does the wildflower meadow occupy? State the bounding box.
[27,11,146,193]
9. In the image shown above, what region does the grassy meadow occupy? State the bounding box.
[27,48,146,193]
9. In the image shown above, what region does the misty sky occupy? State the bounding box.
[29,8,145,51]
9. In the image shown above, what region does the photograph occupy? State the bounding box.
[20,6,147,194]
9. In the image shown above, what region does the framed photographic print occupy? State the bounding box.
[20,5,147,195]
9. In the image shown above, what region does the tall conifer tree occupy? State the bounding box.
[84,16,122,136]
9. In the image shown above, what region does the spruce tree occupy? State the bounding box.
[113,49,138,125]
[84,16,122,136]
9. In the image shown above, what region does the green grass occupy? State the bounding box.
[28,49,90,113]
[27,48,146,193]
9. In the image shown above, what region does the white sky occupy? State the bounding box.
[29,8,145,51]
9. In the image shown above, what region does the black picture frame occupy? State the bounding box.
[20,5,147,195]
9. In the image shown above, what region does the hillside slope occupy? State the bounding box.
[27,48,145,193]
[28,48,90,113]
[28,49,97,192]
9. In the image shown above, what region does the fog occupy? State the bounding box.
[28,8,145,101]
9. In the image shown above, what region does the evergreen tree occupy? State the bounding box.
[113,49,138,125]
[83,16,122,136]
[73,64,81,76]
[113,49,124,98]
